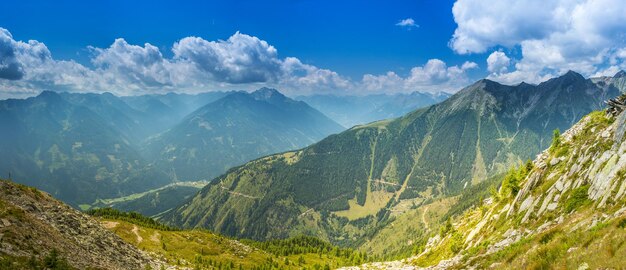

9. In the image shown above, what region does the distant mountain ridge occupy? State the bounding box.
[0,91,171,205]
[0,88,341,207]
[164,71,622,244]
[297,91,450,127]
[143,87,344,181]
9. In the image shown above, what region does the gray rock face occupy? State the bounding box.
[509,111,626,221]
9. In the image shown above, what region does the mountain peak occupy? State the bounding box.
[253,87,281,95]
[538,70,586,88]
[37,90,60,98]
[35,90,64,103]
[462,78,504,93]
[251,87,287,102]
[562,70,585,80]
[614,70,626,78]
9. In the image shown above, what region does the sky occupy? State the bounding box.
[0,0,625,98]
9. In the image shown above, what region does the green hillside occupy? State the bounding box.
[164,71,620,245]
[355,108,626,269]
[89,208,370,269]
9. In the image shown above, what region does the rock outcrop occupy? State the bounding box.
[0,180,167,269]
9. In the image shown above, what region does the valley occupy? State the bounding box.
[164,71,622,249]
[2,71,626,269]
[2,2,626,268]
[0,88,344,209]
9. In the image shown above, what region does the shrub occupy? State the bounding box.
[440,218,453,237]
[617,217,626,228]
[564,185,591,213]
[550,129,561,150]
[43,249,72,270]
[449,232,464,253]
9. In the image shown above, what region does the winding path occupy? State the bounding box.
[421,205,430,230]
[132,225,143,243]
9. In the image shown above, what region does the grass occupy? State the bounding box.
[358,196,457,260]
[465,207,626,269]
[564,185,592,213]
[100,218,360,269]
[334,190,394,220]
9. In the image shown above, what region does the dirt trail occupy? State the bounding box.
[421,205,430,230]
[101,221,119,229]
[219,183,260,199]
[298,208,314,218]
[150,232,160,243]
[372,179,401,186]
[132,225,143,243]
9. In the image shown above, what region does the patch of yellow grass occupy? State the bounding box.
[334,190,394,220]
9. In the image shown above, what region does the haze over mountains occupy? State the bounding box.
[3,0,626,267]
[143,87,344,182]
[0,88,346,207]
[3,70,626,269]
[164,71,623,244]
[297,92,451,127]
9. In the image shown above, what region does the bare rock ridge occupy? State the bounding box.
[0,180,165,269]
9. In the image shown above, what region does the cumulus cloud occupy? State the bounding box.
[396,18,419,29]
[451,0,626,84]
[280,57,352,93]
[90,38,173,90]
[486,51,510,73]
[0,27,476,98]
[173,32,282,84]
[0,29,25,80]
[0,28,106,98]
[361,59,478,93]
[0,28,306,97]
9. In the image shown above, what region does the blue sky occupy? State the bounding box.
[0,0,625,98]
[1,0,473,78]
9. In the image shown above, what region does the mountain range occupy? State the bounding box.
[3,71,626,269]
[0,88,343,207]
[143,87,344,182]
[163,71,623,245]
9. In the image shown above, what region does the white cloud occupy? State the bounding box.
[360,59,478,93]
[0,28,24,80]
[90,38,173,90]
[0,27,475,98]
[452,0,626,84]
[172,32,282,84]
[280,57,352,94]
[591,65,623,78]
[461,61,478,70]
[0,28,312,97]
[0,28,107,98]
[396,18,419,29]
[486,51,510,73]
